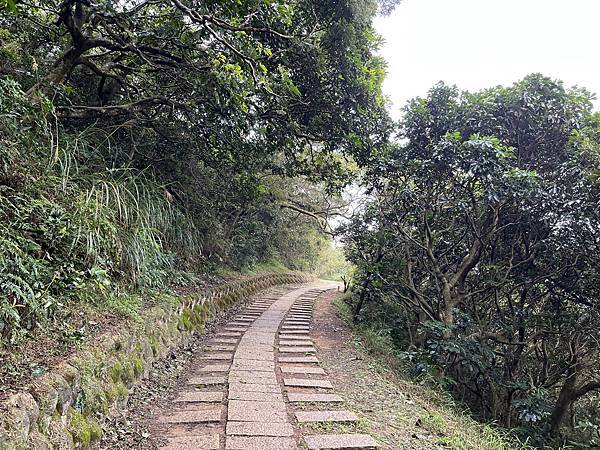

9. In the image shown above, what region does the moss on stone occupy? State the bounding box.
[108,355,137,386]
[104,381,128,401]
[29,377,58,419]
[132,357,145,378]
[67,407,102,449]
[0,274,306,448]
[55,363,80,395]
[109,362,122,384]
[46,418,75,450]
[179,309,193,331]
[81,381,109,416]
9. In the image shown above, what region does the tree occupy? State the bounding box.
[0,0,394,342]
[1,0,392,184]
[345,75,600,441]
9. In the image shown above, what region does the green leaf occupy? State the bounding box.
[1,0,18,12]
[31,366,47,378]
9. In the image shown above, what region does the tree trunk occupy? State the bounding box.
[549,375,600,436]
[549,369,578,436]
[353,274,371,320]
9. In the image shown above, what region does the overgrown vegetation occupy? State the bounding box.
[334,295,531,450]
[342,75,600,447]
[0,0,393,348]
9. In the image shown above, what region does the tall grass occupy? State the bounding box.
[73,172,202,287]
[0,82,203,343]
[49,124,203,288]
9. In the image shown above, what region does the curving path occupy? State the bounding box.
[151,282,379,449]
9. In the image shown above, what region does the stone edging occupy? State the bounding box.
[0,272,309,449]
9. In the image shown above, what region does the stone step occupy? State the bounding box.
[280,366,325,375]
[207,344,236,352]
[278,346,316,353]
[279,340,313,346]
[227,399,288,422]
[230,365,273,373]
[231,351,273,361]
[231,359,274,369]
[236,344,275,352]
[199,353,233,361]
[211,338,238,344]
[278,356,319,363]
[283,378,333,389]
[186,376,227,385]
[229,372,278,385]
[160,408,223,424]
[198,364,231,372]
[229,382,281,393]
[174,391,224,403]
[226,421,294,437]
[228,391,284,402]
[225,436,296,450]
[227,322,250,328]
[161,434,220,450]
[278,335,313,341]
[295,410,358,423]
[303,433,379,449]
[287,393,343,403]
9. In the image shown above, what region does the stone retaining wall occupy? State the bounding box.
[0,272,309,449]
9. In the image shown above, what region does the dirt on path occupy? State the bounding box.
[101,284,514,450]
[312,290,422,449]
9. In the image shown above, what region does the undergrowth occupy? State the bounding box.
[0,79,204,345]
[333,294,533,450]
[0,78,336,349]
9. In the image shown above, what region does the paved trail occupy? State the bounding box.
[149,282,379,449]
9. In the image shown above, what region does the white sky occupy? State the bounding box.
[375,0,600,120]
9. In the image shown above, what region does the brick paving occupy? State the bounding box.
[153,283,379,449]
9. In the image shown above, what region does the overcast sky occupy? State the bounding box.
[374,0,600,120]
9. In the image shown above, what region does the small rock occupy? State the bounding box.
[412,432,429,440]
